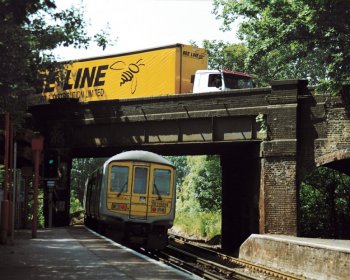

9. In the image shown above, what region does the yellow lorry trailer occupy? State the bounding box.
[42,44,208,102]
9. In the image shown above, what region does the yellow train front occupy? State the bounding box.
[84,150,176,249]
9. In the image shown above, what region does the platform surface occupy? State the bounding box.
[0,226,197,280]
[239,234,350,280]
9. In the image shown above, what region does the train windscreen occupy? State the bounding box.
[153,169,171,196]
[110,166,129,193]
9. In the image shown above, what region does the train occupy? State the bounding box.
[83,150,176,249]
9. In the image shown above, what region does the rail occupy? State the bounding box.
[165,234,306,280]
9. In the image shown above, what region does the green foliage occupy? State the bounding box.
[256,113,267,132]
[176,156,222,213]
[198,211,221,239]
[213,0,350,92]
[300,167,350,238]
[0,0,112,117]
[26,189,45,228]
[175,157,202,213]
[174,210,221,240]
[38,191,45,228]
[165,156,188,191]
[173,155,222,240]
[193,155,222,212]
[70,157,106,206]
[203,40,248,71]
[70,197,83,214]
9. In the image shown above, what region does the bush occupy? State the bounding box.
[174,209,221,241]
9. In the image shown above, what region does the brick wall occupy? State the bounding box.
[260,156,297,234]
[259,80,303,236]
[261,81,350,236]
[298,93,350,176]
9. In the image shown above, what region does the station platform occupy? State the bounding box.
[0,225,197,280]
[239,234,350,280]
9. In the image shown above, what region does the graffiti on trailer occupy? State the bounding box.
[110,58,145,94]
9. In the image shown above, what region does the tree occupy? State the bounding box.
[175,156,202,213]
[176,155,222,212]
[213,0,350,91]
[300,167,350,239]
[70,157,106,205]
[173,155,222,239]
[0,0,111,119]
[165,156,188,191]
[193,155,222,212]
[202,40,248,72]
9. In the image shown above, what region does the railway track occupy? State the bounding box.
[139,234,305,280]
[102,227,305,280]
[141,244,258,280]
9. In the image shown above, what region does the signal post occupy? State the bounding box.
[42,149,72,227]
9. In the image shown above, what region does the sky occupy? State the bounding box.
[54,0,240,60]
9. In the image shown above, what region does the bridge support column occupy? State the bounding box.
[257,80,307,236]
[221,148,260,253]
[259,151,298,235]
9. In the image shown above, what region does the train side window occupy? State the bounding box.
[110,166,129,193]
[134,167,147,194]
[153,169,171,196]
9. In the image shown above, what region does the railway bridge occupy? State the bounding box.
[26,79,350,252]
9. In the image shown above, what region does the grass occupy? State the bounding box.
[173,209,221,241]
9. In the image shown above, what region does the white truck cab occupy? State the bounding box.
[192,69,255,93]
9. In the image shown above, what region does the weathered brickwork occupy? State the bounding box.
[259,80,301,236]
[261,81,350,236]
[297,93,350,179]
[260,157,297,234]
[317,102,350,161]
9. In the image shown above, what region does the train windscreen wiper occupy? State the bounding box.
[117,181,128,197]
[153,183,162,200]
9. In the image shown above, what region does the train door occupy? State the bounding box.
[129,164,150,220]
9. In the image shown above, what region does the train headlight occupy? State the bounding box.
[151,207,165,213]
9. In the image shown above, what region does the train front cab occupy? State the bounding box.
[106,160,175,249]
